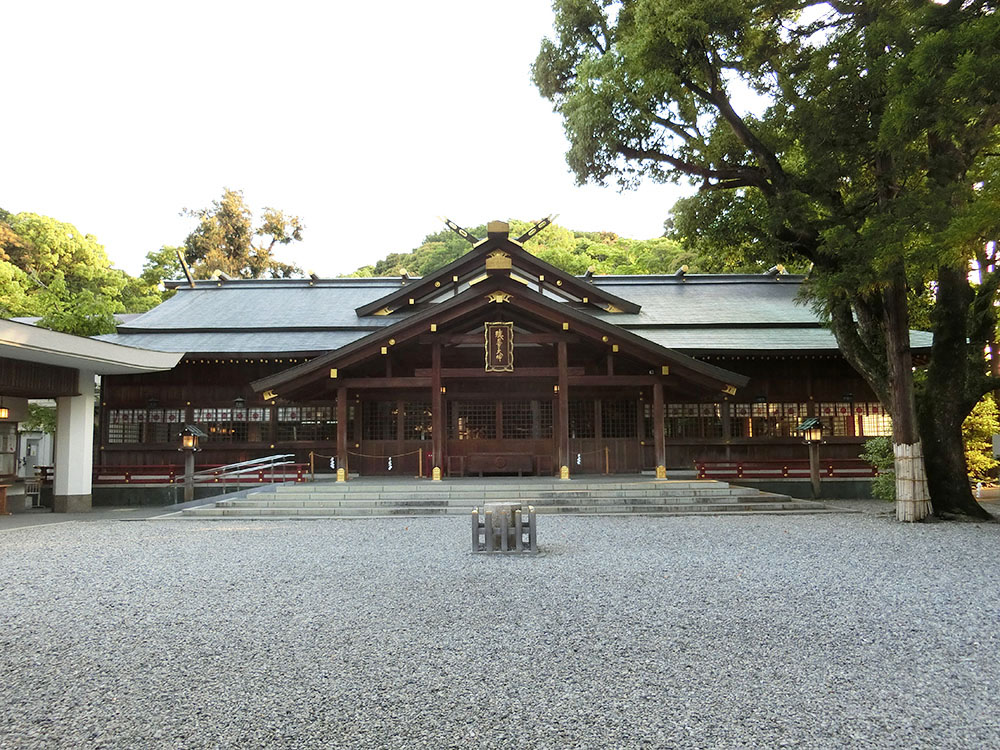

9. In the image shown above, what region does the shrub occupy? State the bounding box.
[860,437,895,501]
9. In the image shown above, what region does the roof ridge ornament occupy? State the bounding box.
[438,216,481,245]
[516,215,556,243]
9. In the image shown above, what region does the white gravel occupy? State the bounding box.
[1,513,999,749]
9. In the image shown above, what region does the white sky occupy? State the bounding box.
[2,0,692,277]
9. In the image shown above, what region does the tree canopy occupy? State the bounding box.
[0,209,161,335]
[352,219,699,278]
[534,0,1000,519]
[181,188,304,279]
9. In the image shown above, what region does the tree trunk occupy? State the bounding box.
[883,277,932,522]
[917,265,991,519]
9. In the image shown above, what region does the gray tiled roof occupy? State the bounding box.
[590,275,817,325]
[632,327,934,352]
[95,330,369,353]
[98,274,931,356]
[118,279,406,331]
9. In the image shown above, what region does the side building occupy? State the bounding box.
[96,220,924,478]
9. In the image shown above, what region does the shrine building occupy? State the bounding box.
[96,219,919,479]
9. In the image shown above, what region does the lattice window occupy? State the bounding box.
[107,407,185,444]
[602,399,637,438]
[107,409,144,444]
[277,405,334,442]
[362,402,397,441]
[196,406,272,442]
[144,408,185,444]
[404,402,432,441]
[537,400,553,439]
[856,402,892,437]
[666,403,724,438]
[817,402,853,437]
[569,400,595,439]
[730,402,808,438]
[502,401,534,439]
[450,401,496,440]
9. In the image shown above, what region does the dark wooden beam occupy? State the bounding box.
[567,375,663,387]
[431,343,443,473]
[337,386,348,475]
[557,341,569,472]
[414,367,585,378]
[653,382,665,471]
[339,377,432,389]
[417,333,579,345]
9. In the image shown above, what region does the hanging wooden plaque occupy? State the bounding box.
[485,322,514,372]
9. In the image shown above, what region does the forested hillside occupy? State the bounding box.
[351,219,712,278]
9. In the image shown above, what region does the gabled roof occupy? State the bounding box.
[353,220,641,317]
[250,274,749,399]
[95,272,933,355]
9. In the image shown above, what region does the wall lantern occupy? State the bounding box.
[234,396,247,410]
[0,397,7,420]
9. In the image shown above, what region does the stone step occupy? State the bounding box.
[268,480,726,493]
[213,494,773,509]
[240,487,755,502]
[178,500,825,518]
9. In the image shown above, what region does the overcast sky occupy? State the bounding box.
[3,1,693,277]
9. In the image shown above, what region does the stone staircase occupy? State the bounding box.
[165,477,842,519]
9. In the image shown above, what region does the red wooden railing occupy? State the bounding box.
[92,464,308,485]
[694,458,877,480]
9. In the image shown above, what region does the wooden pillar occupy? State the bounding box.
[337,386,348,474]
[653,382,666,476]
[431,343,443,474]
[558,341,569,474]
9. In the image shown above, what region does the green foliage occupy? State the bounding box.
[859,437,896,502]
[352,220,698,278]
[534,0,1000,515]
[136,246,184,302]
[21,403,56,434]
[0,210,161,334]
[182,189,303,279]
[962,396,1000,483]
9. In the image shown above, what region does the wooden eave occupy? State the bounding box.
[253,276,747,398]
[353,235,641,317]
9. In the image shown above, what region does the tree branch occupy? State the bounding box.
[618,144,770,189]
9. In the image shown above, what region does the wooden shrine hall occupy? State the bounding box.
[97,218,921,479]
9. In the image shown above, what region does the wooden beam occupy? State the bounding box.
[558,341,569,471]
[339,377,432,389]
[337,386,348,475]
[653,382,665,470]
[417,333,579,345]
[414,367,585,378]
[431,343,443,472]
[567,375,663,387]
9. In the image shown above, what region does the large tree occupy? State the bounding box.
[182,189,304,279]
[0,210,161,335]
[534,0,1000,520]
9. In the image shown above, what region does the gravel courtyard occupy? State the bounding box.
[2,511,999,749]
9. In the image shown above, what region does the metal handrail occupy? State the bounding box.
[190,454,295,479]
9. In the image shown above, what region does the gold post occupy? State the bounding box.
[604,446,610,475]
[418,448,424,478]
[336,467,346,483]
[309,451,315,481]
